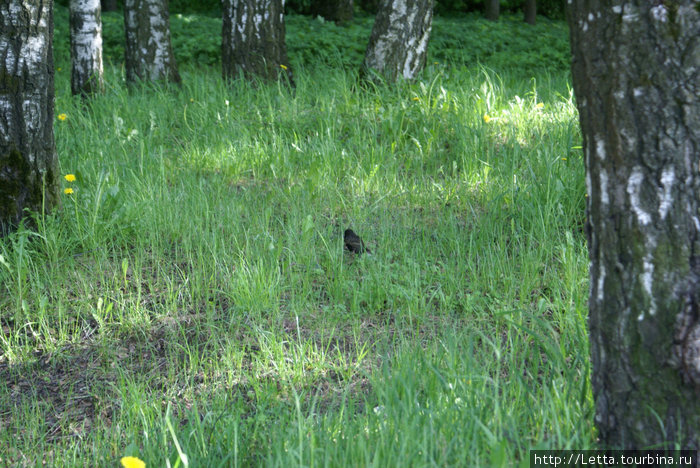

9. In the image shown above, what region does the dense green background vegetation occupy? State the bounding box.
[54,0,567,19]
[52,5,570,74]
[0,6,589,468]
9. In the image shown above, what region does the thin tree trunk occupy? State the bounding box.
[101,0,118,11]
[569,1,700,448]
[357,0,379,14]
[70,0,105,97]
[311,0,353,23]
[124,0,180,84]
[0,0,59,235]
[361,0,433,82]
[523,0,535,25]
[221,0,293,85]
[485,0,498,21]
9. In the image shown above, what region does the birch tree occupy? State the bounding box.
[361,0,433,82]
[70,0,104,97]
[221,0,293,84]
[0,0,59,235]
[485,0,498,21]
[124,0,181,84]
[569,1,700,448]
[524,0,535,25]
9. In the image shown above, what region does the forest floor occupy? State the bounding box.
[0,9,592,467]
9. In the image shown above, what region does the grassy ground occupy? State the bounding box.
[0,10,592,468]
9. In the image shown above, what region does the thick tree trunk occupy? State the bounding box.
[361,0,433,82]
[485,0,498,21]
[569,2,700,448]
[0,0,59,235]
[70,0,105,97]
[523,0,535,25]
[311,0,353,24]
[124,0,180,84]
[221,0,293,85]
[101,0,118,11]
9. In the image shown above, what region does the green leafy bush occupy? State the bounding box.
[286,14,373,69]
[429,13,570,74]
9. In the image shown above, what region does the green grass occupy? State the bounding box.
[0,10,591,468]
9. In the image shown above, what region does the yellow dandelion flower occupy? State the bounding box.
[64,174,76,182]
[280,64,288,70]
[412,97,420,101]
[64,188,74,195]
[120,456,146,468]
[189,98,194,103]
[483,114,491,123]
[57,67,62,71]
[536,103,544,109]
[58,113,67,121]
[561,157,567,161]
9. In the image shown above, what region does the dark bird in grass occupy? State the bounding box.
[344,228,371,254]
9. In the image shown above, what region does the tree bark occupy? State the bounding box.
[361,0,433,82]
[124,0,180,84]
[221,0,293,85]
[523,0,535,25]
[569,2,700,448]
[101,0,118,11]
[70,0,105,97]
[311,0,353,24]
[357,0,379,14]
[0,0,59,235]
[485,0,498,21]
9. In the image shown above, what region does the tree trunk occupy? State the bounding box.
[101,0,118,11]
[357,0,379,14]
[523,0,535,25]
[70,0,105,97]
[485,0,498,21]
[124,0,180,84]
[361,0,433,82]
[221,0,293,85]
[311,0,353,24]
[0,0,59,235]
[569,2,700,448]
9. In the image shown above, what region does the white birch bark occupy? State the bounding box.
[0,0,58,233]
[70,0,104,96]
[221,0,293,84]
[569,0,700,449]
[362,0,433,81]
[124,0,180,84]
